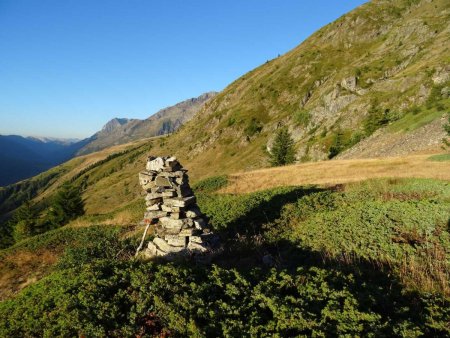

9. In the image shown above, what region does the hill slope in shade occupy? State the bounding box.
[0,92,215,186]
[76,92,217,155]
[0,136,89,186]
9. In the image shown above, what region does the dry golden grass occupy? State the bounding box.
[67,209,138,228]
[222,153,450,194]
[34,138,153,202]
[0,250,58,301]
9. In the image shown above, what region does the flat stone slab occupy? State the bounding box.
[161,205,182,212]
[145,210,168,219]
[146,157,165,171]
[146,203,161,211]
[179,228,199,236]
[155,176,172,187]
[154,237,186,253]
[187,241,208,252]
[165,235,187,247]
[164,196,196,207]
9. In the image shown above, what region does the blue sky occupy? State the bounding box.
[0,0,366,139]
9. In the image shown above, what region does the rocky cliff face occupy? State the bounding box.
[100,118,136,134]
[77,92,216,155]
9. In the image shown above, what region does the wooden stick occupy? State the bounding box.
[135,223,151,257]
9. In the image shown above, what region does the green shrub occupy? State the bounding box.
[294,110,311,126]
[46,182,84,229]
[192,175,228,193]
[244,118,263,137]
[428,153,450,162]
[1,260,449,337]
[1,179,450,337]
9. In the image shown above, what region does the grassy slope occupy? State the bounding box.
[222,153,450,193]
[1,155,449,300]
[2,0,449,222]
[0,177,449,336]
[148,0,450,171]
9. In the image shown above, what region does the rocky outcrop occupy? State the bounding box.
[139,156,217,260]
[337,114,448,159]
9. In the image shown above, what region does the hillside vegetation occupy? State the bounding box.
[145,0,450,176]
[1,177,449,336]
[1,0,449,335]
[1,0,449,228]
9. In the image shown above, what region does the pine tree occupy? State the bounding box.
[269,127,296,166]
[48,182,84,228]
[328,131,345,159]
[12,201,36,241]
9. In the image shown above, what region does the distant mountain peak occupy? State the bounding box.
[77,92,217,155]
[27,136,80,145]
[101,118,135,133]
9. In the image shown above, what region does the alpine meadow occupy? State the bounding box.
[0,0,449,336]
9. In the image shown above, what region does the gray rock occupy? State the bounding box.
[193,218,206,229]
[161,204,182,212]
[146,203,161,211]
[144,210,168,219]
[141,181,157,191]
[186,207,202,218]
[165,235,187,247]
[170,212,182,219]
[145,198,162,206]
[154,237,185,253]
[179,228,199,236]
[166,156,180,169]
[340,76,358,92]
[145,241,158,257]
[146,157,165,171]
[160,217,184,228]
[164,196,196,207]
[189,235,203,244]
[145,193,164,201]
[139,172,155,185]
[187,241,208,253]
[155,176,172,187]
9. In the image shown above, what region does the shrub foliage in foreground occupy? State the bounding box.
[1,257,449,337]
[0,178,449,337]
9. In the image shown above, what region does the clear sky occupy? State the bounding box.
[0,0,367,139]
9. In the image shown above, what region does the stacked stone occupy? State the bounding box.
[139,156,213,259]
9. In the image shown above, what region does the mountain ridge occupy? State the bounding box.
[1,0,448,227]
[0,92,216,186]
[76,91,217,155]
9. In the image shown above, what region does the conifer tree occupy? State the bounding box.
[48,182,84,228]
[12,201,36,241]
[269,127,296,166]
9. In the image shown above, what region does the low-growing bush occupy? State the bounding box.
[192,175,228,193]
[1,178,449,336]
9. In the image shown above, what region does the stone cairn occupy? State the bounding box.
[138,156,215,260]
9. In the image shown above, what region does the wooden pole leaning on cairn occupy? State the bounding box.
[135,156,217,260]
